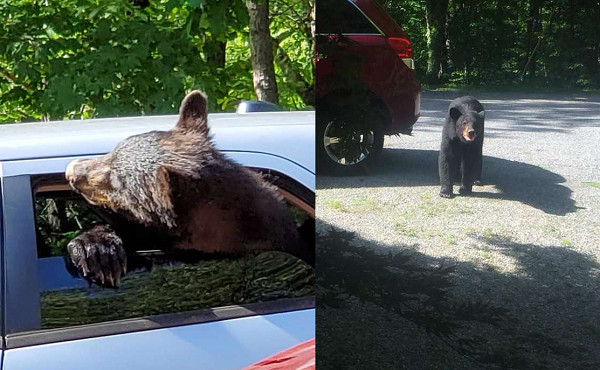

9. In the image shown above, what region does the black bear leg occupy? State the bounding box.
[474,144,483,185]
[459,184,472,195]
[439,149,455,198]
[460,154,477,195]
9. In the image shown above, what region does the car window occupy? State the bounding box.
[29,171,314,331]
[316,0,380,35]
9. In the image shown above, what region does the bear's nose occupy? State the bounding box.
[65,159,87,184]
[467,130,475,138]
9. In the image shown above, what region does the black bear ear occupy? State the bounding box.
[176,90,209,135]
[449,107,462,121]
[477,110,485,119]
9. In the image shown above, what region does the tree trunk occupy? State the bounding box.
[246,0,278,104]
[522,0,543,80]
[440,10,449,78]
[425,0,449,84]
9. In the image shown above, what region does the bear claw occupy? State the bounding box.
[66,225,127,288]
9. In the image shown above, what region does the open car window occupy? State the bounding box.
[28,169,314,332]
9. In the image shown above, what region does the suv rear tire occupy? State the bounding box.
[316,108,385,176]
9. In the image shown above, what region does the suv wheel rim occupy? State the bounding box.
[323,120,375,166]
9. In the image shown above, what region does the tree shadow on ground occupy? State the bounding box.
[316,221,600,369]
[419,90,600,134]
[317,149,579,216]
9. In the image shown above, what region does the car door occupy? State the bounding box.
[0,174,5,370]
[0,154,314,370]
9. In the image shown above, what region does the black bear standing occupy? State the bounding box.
[438,96,485,198]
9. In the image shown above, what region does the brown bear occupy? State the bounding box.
[65,91,313,287]
[65,224,128,288]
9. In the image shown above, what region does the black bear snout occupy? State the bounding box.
[468,130,475,138]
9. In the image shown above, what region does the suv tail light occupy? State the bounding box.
[386,37,414,69]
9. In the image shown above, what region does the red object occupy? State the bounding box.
[386,37,413,59]
[243,338,315,370]
[316,0,421,135]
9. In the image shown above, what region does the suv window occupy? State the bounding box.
[316,0,380,35]
[30,171,314,331]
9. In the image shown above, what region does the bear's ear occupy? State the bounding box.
[176,90,209,136]
[449,107,462,122]
[477,110,485,119]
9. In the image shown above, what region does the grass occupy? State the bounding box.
[350,197,380,213]
[417,194,449,217]
[482,227,497,239]
[414,193,474,217]
[481,250,493,261]
[41,252,314,329]
[444,233,457,246]
[583,182,600,189]
[326,199,347,212]
[394,222,418,237]
[561,238,573,247]
[326,197,381,214]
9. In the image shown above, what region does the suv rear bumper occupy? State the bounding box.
[383,90,421,136]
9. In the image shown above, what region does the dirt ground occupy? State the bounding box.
[316,90,600,369]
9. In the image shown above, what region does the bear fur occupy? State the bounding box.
[65,224,127,288]
[65,91,313,287]
[438,96,485,198]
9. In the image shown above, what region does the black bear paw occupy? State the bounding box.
[459,186,472,195]
[66,225,127,288]
[439,190,454,198]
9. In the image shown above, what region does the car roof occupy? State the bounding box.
[352,0,408,38]
[0,111,315,173]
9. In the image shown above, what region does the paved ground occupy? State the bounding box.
[316,91,600,369]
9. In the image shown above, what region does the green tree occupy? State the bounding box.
[376,0,600,89]
[424,0,449,83]
[0,0,313,123]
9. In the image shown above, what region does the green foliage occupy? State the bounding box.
[0,0,313,123]
[583,182,600,189]
[376,0,600,89]
[36,198,102,256]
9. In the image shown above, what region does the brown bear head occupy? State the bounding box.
[65,90,217,230]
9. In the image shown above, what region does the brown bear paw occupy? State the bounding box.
[66,225,127,288]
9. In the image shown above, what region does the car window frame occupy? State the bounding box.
[1,154,314,349]
[0,166,5,352]
[316,0,383,36]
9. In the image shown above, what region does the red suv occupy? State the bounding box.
[316,0,421,174]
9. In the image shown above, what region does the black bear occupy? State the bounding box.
[438,96,485,198]
[65,91,313,287]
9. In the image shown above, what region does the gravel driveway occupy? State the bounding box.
[317,90,600,369]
